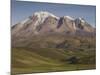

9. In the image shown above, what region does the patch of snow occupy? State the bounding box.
[64,16,74,20]
[34,11,59,23]
[20,18,30,25]
[78,17,85,23]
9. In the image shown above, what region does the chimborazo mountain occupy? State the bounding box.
[11,11,96,74]
[12,11,95,36]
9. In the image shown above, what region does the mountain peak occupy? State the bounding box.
[76,17,86,23]
[32,11,59,27]
[63,16,74,20]
[34,11,59,19]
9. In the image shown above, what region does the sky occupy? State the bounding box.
[11,0,96,27]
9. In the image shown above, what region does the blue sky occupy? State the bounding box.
[11,0,96,27]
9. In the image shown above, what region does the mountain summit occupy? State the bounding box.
[12,11,95,36]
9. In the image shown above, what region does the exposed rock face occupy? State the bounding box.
[12,11,95,37]
[75,18,95,32]
[56,16,76,33]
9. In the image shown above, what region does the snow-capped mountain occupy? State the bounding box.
[12,11,95,36]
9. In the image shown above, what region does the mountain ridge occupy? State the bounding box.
[12,11,95,36]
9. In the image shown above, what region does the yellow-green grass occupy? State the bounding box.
[11,47,96,75]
